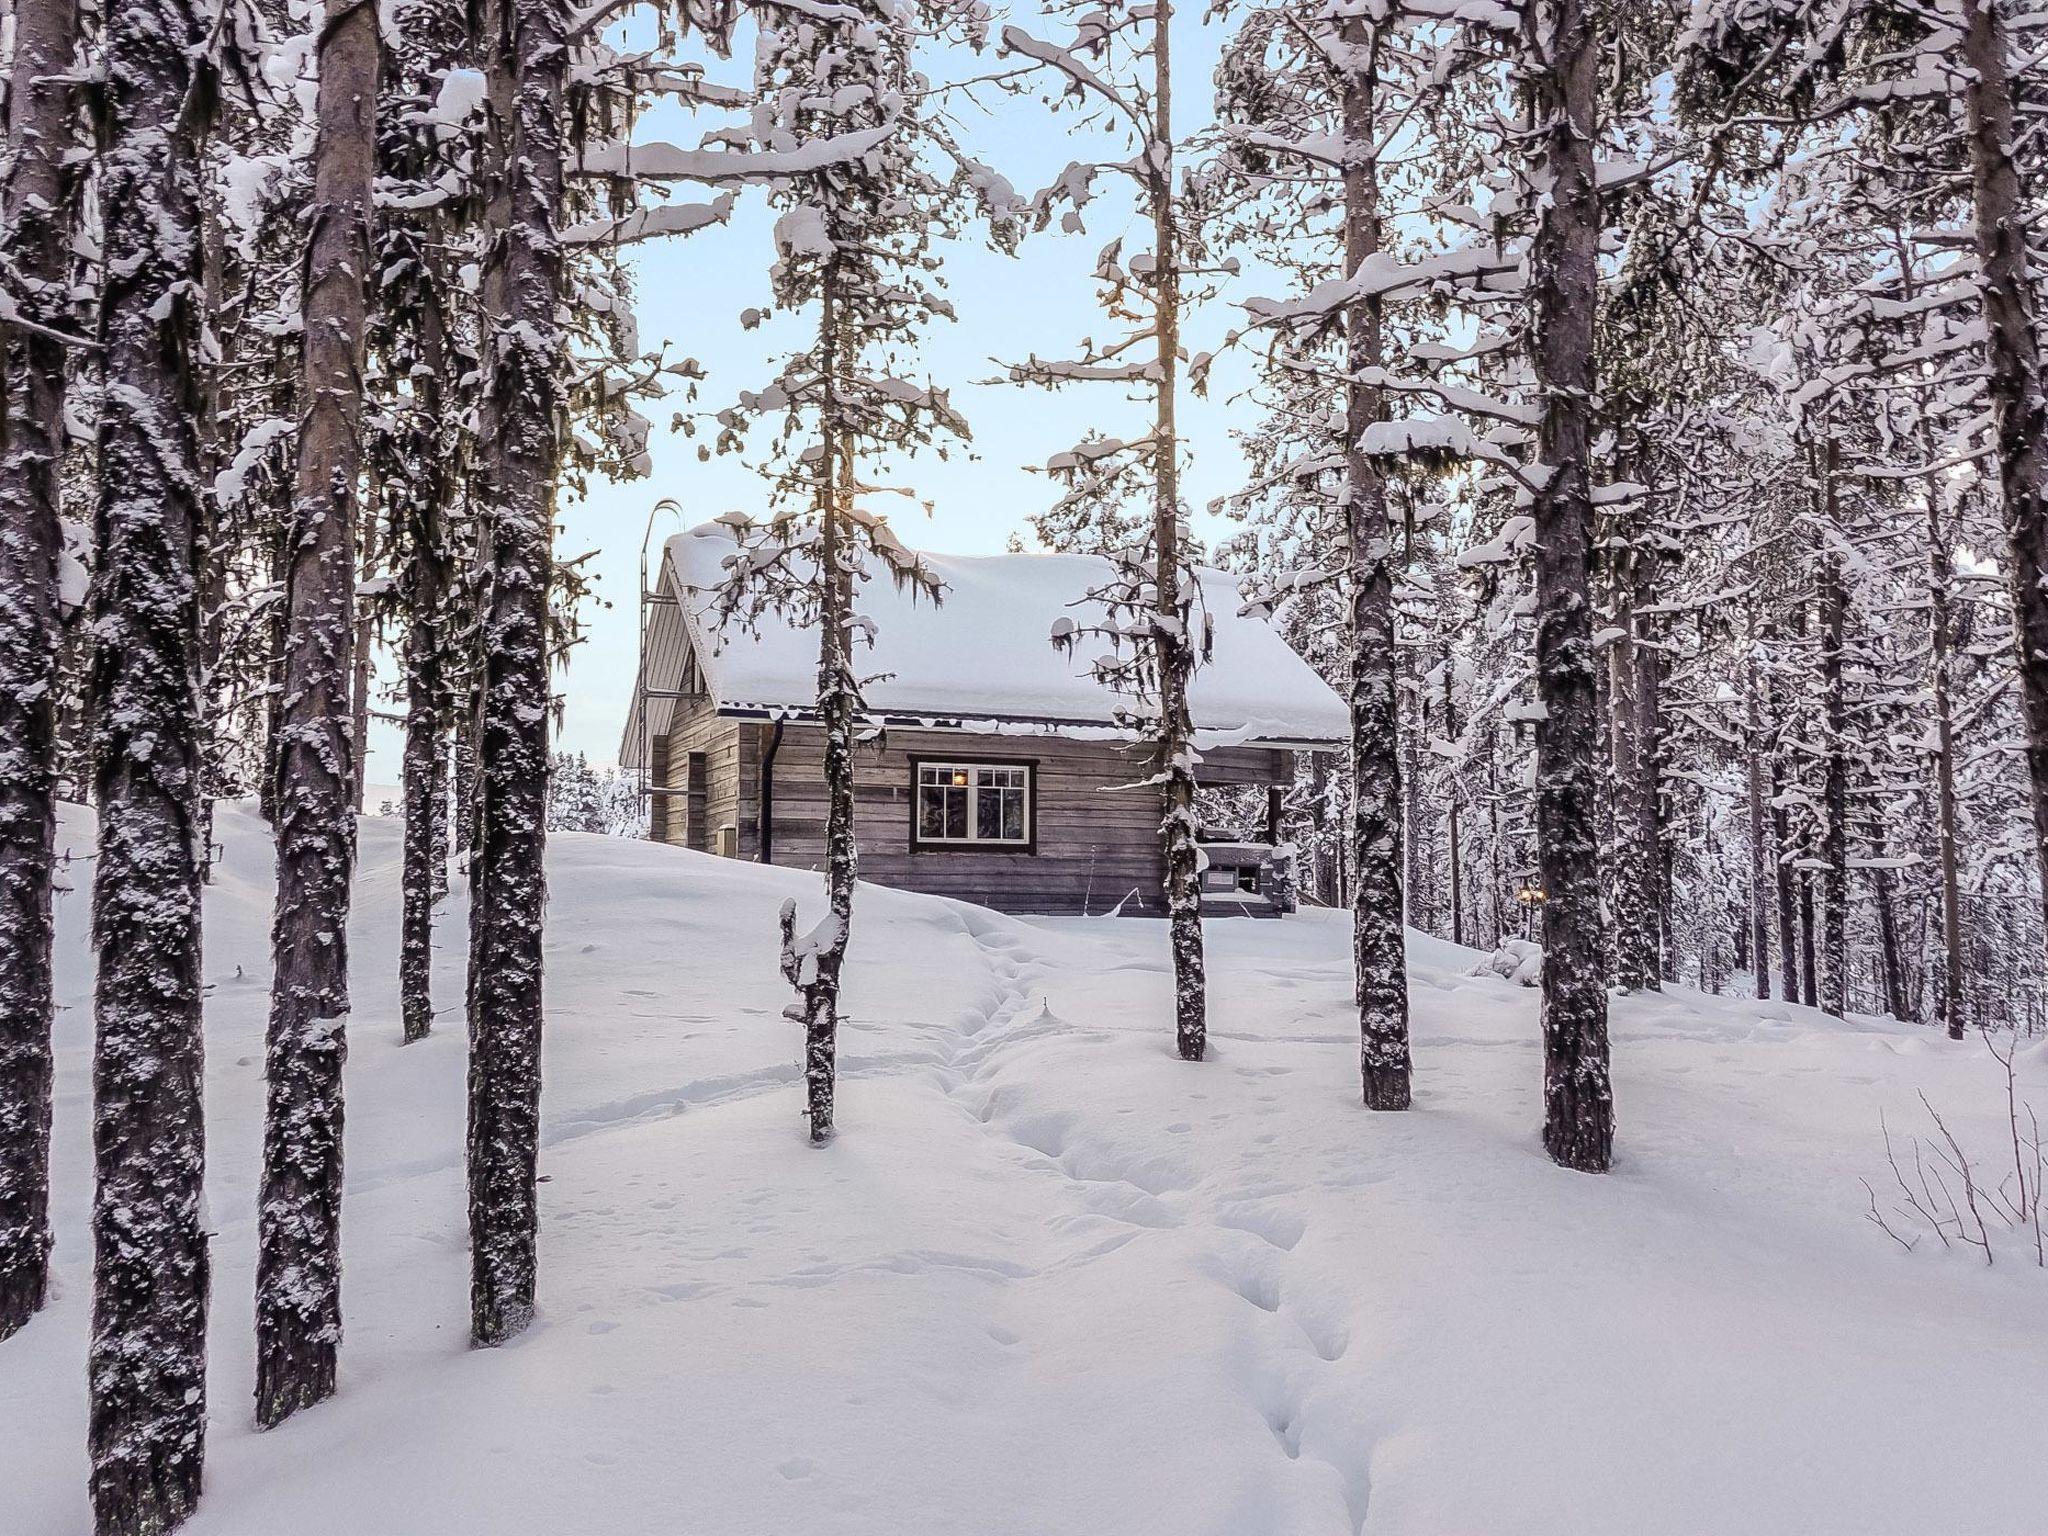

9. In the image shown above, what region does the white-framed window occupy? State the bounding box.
[915,761,1032,847]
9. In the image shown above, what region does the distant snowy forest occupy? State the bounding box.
[3,0,2048,1533]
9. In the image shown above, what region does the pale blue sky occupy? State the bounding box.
[366,8,1282,786]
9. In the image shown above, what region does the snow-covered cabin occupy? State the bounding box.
[619,524,1348,917]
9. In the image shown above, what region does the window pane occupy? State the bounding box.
[944,785,967,839]
[977,787,1001,840]
[1001,789,1025,841]
[919,786,946,838]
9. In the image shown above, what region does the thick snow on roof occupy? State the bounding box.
[656,523,1347,747]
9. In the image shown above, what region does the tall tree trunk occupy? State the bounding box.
[1872,864,1909,1021]
[1771,755,1798,1000]
[349,520,376,813]
[1926,476,1967,1037]
[1607,473,1656,991]
[1960,0,2048,940]
[785,267,855,1144]
[453,691,477,853]
[1798,871,1818,1007]
[1635,489,1667,990]
[400,289,453,1045]
[1744,636,1772,1001]
[1150,0,1206,1062]
[1816,439,1848,1018]
[256,0,379,1427]
[400,533,448,1045]
[1341,17,1410,1108]
[0,0,78,1342]
[89,1,214,1526]
[1525,0,1613,1171]
[468,0,563,1348]
[1444,664,1464,947]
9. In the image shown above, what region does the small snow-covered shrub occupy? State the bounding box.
[1472,939,1543,988]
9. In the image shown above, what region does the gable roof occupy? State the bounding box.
[620,522,1348,766]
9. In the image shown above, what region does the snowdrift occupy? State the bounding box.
[3,802,2042,1535]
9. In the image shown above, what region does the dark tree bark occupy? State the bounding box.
[468,0,563,1347]
[1340,17,1410,1109]
[1959,0,2048,942]
[397,159,460,1044]
[1443,665,1464,947]
[88,2,214,1527]
[1797,871,1818,1007]
[777,269,856,1145]
[256,0,380,1428]
[1925,475,1966,1037]
[1872,862,1909,1022]
[1606,467,1658,992]
[1525,0,1613,1171]
[400,466,449,1046]
[348,517,377,814]
[1744,635,1772,1002]
[453,695,478,854]
[0,0,79,1342]
[1147,0,1207,1063]
[1815,439,1848,1019]
[1771,749,1799,1002]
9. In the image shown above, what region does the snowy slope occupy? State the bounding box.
[3,803,2044,1535]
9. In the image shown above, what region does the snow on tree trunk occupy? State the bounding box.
[1340,18,1409,1109]
[256,0,379,1427]
[1148,0,1207,1065]
[400,485,449,1046]
[1605,475,1657,993]
[1815,438,1848,1020]
[1959,0,2048,940]
[467,0,564,1348]
[796,280,857,1145]
[1524,0,1613,1171]
[1924,476,1967,1038]
[400,251,457,1045]
[1743,632,1772,1003]
[0,0,78,1341]
[1770,735,1799,1004]
[88,0,214,1526]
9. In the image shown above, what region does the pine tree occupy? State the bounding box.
[1522,0,1613,1170]
[88,0,215,1526]
[467,0,568,1347]
[703,0,987,1141]
[0,0,81,1341]
[374,0,478,1046]
[256,0,381,1427]
[1001,0,1212,1060]
[1206,0,1434,1104]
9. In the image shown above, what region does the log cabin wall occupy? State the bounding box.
[659,687,748,855]
[746,721,1290,916]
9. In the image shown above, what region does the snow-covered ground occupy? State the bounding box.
[4,804,2044,1535]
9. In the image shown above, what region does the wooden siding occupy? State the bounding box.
[753,722,1290,916]
[656,692,747,855]
[646,699,1292,916]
